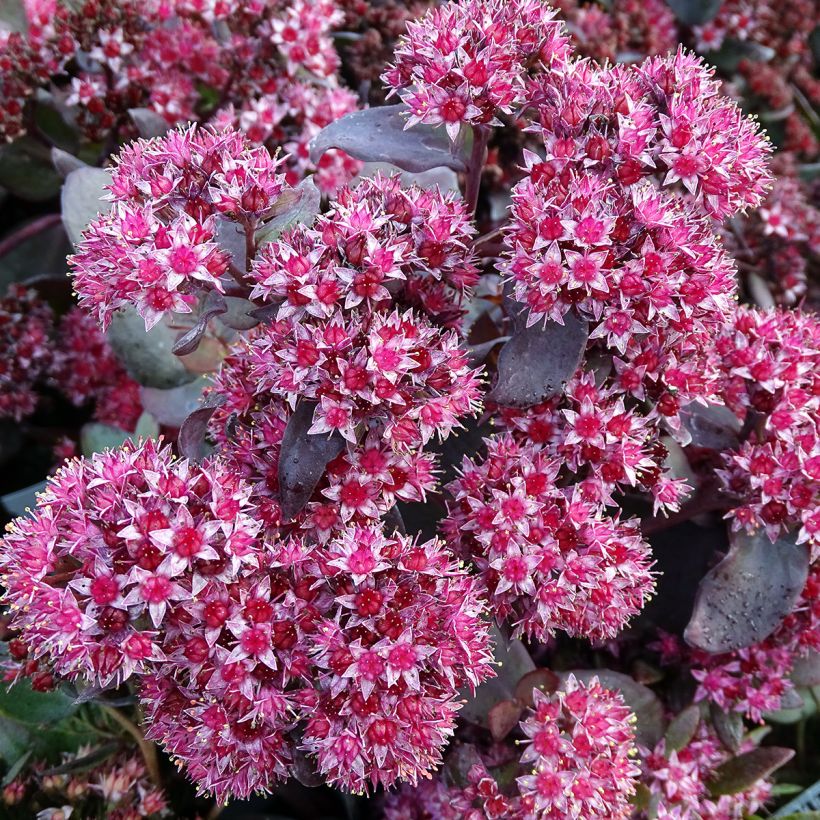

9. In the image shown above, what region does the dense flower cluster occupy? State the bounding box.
[554,0,678,63]
[206,172,483,539]
[50,306,143,432]
[0,284,54,421]
[517,675,639,818]
[143,526,493,798]
[712,306,820,550]
[383,675,639,819]
[70,125,290,330]
[643,723,772,819]
[732,170,820,306]
[0,0,361,190]
[0,439,493,799]
[443,434,655,642]
[1,748,168,819]
[0,439,262,686]
[383,0,572,138]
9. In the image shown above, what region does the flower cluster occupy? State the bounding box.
[712,306,820,550]
[142,526,493,798]
[517,675,639,818]
[555,0,678,63]
[0,439,494,799]
[383,0,572,139]
[1,748,168,819]
[205,173,483,542]
[642,723,772,819]
[70,125,290,330]
[384,675,639,819]
[0,438,262,686]
[0,0,362,191]
[443,434,656,642]
[49,306,143,432]
[0,284,54,421]
[732,169,820,306]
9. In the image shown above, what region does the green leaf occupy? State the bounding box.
[664,705,701,753]
[0,681,77,725]
[256,177,321,245]
[0,0,27,34]
[106,307,199,389]
[0,138,61,201]
[708,747,794,797]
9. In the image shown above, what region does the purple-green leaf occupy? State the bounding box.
[489,312,588,407]
[488,699,524,742]
[278,400,345,521]
[178,395,225,462]
[172,291,228,356]
[711,704,744,753]
[708,747,794,797]
[664,705,701,753]
[309,104,470,174]
[684,530,810,654]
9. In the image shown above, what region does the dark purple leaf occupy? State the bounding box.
[514,669,559,707]
[178,395,226,462]
[488,699,523,742]
[791,651,820,687]
[684,530,809,654]
[489,312,588,407]
[217,296,261,331]
[708,747,794,796]
[247,302,282,324]
[215,217,248,270]
[664,705,701,753]
[309,104,470,174]
[460,626,532,727]
[665,0,723,25]
[172,291,228,356]
[278,401,345,521]
[468,336,509,367]
[680,403,741,450]
[51,147,87,179]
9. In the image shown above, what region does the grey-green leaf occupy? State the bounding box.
[61,166,112,246]
[309,104,470,174]
[684,530,810,654]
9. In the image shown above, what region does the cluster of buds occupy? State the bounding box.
[0,284,54,421]
[554,0,678,63]
[1,748,168,819]
[49,306,143,432]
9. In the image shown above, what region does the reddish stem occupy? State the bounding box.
[0,214,63,260]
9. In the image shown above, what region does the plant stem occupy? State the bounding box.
[0,214,63,260]
[102,705,162,786]
[465,126,490,214]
